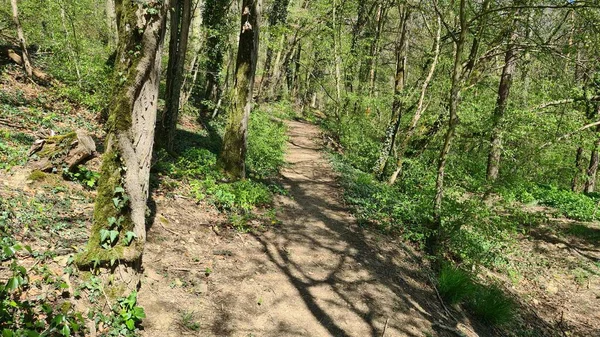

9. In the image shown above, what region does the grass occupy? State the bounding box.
[467,284,515,325]
[437,264,515,326]
[179,311,201,331]
[437,264,476,305]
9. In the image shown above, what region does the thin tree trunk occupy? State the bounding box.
[160,0,192,152]
[201,0,229,118]
[60,3,82,85]
[368,4,386,97]
[332,0,342,117]
[431,0,468,254]
[76,0,168,292]
[573,146,587,192]
[373,5,410,177]
[219,0,261,179]
[10,0,33,78]
[486,17,518,182]
[585,109,600,192]
[389,14,441,185]
[106,0,119,46]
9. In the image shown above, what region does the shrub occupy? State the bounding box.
[437,264,476,305]
[467,284,515,325]
[247,110,288,178]
[532,185,599,221]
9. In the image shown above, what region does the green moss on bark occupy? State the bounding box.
[75,142,140,268]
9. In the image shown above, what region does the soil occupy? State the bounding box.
[138,120,475,337]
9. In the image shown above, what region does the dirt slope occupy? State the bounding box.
[139,120,473,337]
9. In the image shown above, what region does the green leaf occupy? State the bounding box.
[114,186,125,194]
[112,197,121,208]
[125,319,135,330]
[109,230,119,243]
[132,306,146,319]
[99,229,109,243]
[107,217,117,226]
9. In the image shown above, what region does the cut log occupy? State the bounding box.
[6,48,51,83]
[28,130,97,172]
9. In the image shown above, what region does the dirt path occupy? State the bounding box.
[140,120,469,336]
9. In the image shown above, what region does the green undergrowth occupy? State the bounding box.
[0,200,86,336]
[154,108,288,228]
[437,264,515,326]
[500,184,600,222]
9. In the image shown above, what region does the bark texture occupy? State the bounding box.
[486,17,518,182]
[219,0,260,179]
[160,0,192,152]
[10,0,33,78]
[76,0,168,293]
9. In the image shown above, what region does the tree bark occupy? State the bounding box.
[160,0,192,152]
[373,5,410,178]
[201,0,230,118]
[486,16,518,182]
[219,0,261,179]
[10,0,33,78]
[76,0,168,294]
[257,0,290,100]
[388,14,441,185]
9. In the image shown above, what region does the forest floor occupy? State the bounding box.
[139,120,474,337]
[0,72,599,336]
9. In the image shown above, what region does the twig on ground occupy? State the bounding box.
[433,322,468,337]
[159,222,183,236]
[381,317,390,337]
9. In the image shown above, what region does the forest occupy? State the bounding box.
[0,0,599,336]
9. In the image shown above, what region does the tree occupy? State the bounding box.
[76,0,169,293]
[159,0,192,152]
[10,0,33,78]
[219,0,261,179]
[486,10,519,182]
[200,0,230,118]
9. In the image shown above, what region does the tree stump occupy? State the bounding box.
[28,130,97,172]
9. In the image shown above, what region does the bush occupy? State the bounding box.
[437,264,476,305]
[247,110,288,178]
[467,284,515,325]
[532,185,599,221]
[190,177,272,212]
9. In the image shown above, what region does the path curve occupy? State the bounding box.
[140,120,457,337]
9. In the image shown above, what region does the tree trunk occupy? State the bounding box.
[373,5,410,178]
[219,0,260,179]
[486,18,518,182]
[431,0,469,255]
[10,0,33,78]
[201,0,229,118]
[367,3,387,97]
[389,14,441,185]
[572,146,587,192]
[106,0,119,47]
[585,120,600,193]
[257,0,290,100]
[160,0,192,152]
[76,0,168,294]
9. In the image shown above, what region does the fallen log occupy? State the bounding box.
[5,48,51,83]
[28,130,97,172]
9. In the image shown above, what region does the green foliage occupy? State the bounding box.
[437,264,476,305]
[191,177,272,212]
[532,185,600,221]
[247,110,288,179]
[63,166,101,189]
[94,292,145,336]
[437,264,515,326]
[179,311,201,331]
[467,284,515,326]
[0,242,84,336]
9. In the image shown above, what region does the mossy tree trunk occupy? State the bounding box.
[486,15,518,183]
[200,0,230,118]
[219,0,261,180]
[76,0,168,294]
[159,0,192,152]
[10,0,33,78]
[373,5,410,178]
